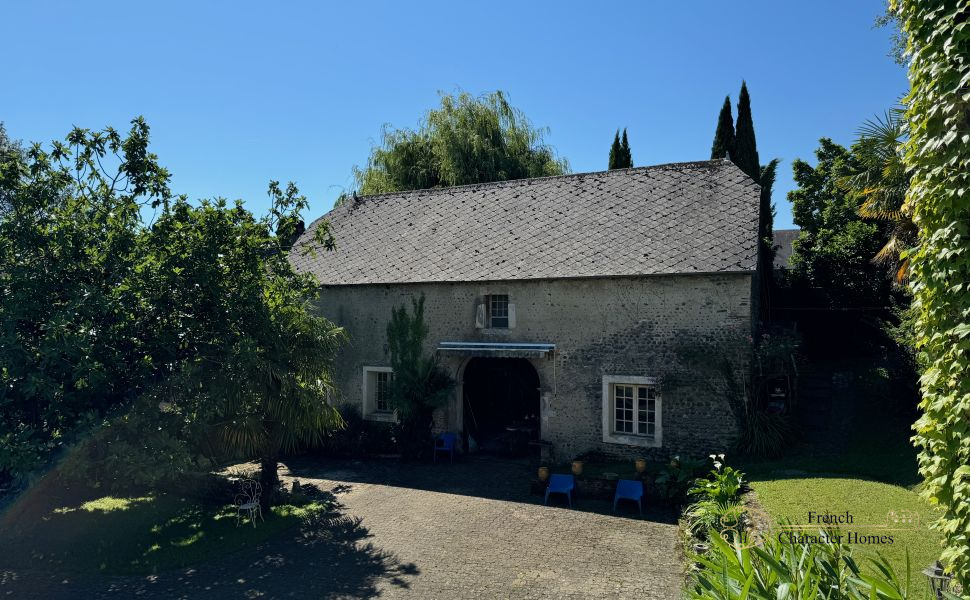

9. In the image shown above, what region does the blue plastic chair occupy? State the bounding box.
[613,479,644,514]
[544,474,575,508]
[433,432,458,463]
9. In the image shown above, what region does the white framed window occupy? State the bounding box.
[374,371,391,412]
[362,366,395,422]
[488,294,509,328]
[601,375,662,447]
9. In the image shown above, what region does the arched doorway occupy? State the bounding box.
[462,357,540,456]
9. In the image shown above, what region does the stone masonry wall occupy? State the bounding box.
[313,273,752,462]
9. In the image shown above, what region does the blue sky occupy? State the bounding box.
[3,1,904,229]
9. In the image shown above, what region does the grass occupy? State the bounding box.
[0,487,330,575]
[750,476,940,575]
[736,355,943,579]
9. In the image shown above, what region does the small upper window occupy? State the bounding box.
[487,294,509,328]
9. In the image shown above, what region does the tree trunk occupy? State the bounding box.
[258,448,279,512]
[259,419,282,512]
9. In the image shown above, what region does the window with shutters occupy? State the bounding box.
[601,376,662,447]
[487,294,509,328]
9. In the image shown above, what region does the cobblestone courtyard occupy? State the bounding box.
[1,457,683,599]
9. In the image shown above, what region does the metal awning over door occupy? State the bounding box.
[436,341,555,358]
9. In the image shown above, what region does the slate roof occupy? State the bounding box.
[289,159,761,286]
[772,229,800,270]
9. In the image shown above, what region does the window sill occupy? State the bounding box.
[603,433,661,448]
[479,328,511,335]
[364,411,398,423]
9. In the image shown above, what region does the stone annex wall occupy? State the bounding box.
[314,273,753,462]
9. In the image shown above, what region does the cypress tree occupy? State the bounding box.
[620,128,633,168]
[732,81,760,181]
[710,96,735,160]
[608,130,621,170]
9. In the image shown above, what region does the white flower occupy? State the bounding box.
[718,454,725,460]
[709,454,717,460]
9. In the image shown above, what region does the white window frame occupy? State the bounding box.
[601,375,662,448]
[362,366,396,422]
[487,294,510,328]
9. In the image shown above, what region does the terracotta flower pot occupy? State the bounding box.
[537,466,550,482]
[634,458,647,474]
[571,460,584,476]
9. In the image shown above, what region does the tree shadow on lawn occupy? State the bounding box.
[0,481,419,599]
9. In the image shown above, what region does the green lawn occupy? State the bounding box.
[0,488,329,575]
[736,358,943,579]
[750,475,941,575]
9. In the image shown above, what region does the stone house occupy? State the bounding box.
[290,159,761,461]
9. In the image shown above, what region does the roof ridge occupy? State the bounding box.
[339,158,732,205]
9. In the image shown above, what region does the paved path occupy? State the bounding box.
[1,457,683,599]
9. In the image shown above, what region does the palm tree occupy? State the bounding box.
[218,290,346,510]
[841,107,914,283]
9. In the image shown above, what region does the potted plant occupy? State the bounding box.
[634,458,647,474]
[537,466,550,482]
[571,460,584,476]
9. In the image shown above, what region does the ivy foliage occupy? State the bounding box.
[894,0,970,589]
[351,90,568,197]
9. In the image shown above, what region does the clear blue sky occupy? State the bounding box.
[3,1,904,229]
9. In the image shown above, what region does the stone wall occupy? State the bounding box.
[313,273,753,462]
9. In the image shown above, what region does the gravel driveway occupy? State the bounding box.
[0,457,683,599]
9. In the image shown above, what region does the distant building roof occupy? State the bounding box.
[290,159,761,286]
[772,229,800,270]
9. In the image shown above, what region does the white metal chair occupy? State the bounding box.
[235,479,264,527]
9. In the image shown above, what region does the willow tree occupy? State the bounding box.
[352,91,569,196]
[895,0,970,587]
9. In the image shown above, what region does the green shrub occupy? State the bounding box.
[689,454,745,504]
[737,411,792,458]
[386,295,454,459]
[685,498,743,540]
[656,455,707,503]
[0,424,54,486]
[318,404,399,457]
[685,455,747,541]
[59,397,207,492]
